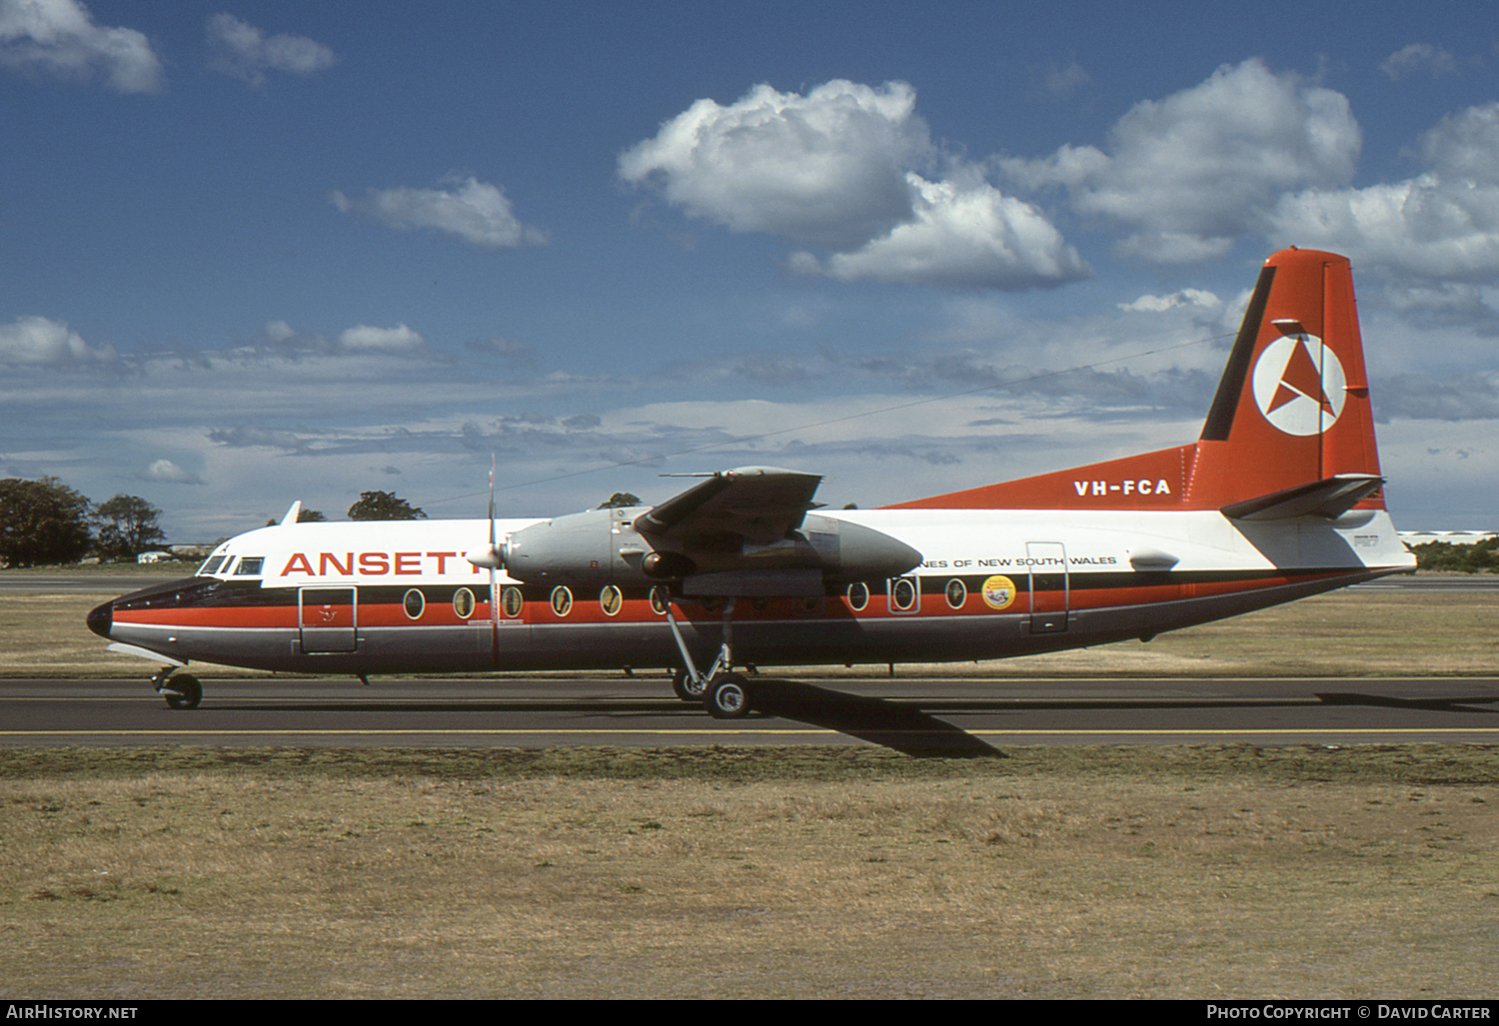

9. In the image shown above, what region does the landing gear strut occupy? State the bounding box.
[152,667,202,710]
[663,596,754,718]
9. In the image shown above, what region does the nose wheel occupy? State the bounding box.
[153,669,202,710]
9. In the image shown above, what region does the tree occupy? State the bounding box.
[93,494,167,561]
[347,491,426,521]
[597,492,642,509]
[0,477,93,567]
[264,508,326,527]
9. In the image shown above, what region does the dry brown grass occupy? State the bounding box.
[3,746,1499,999]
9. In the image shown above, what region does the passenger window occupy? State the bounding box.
[889,576,919,613]
[453,588,476,619]
[502,586,523,618]
[403,589,425,620]
[599,585,622,616]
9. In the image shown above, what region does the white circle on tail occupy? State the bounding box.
[1251,334,1346,436]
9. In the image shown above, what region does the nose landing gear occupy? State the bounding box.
[152,667,202,710]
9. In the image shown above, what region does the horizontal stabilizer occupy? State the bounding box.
[1220,474,1384,521]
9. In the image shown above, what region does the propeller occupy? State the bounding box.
[487,456,498,630]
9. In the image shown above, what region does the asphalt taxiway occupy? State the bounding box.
[4,675,1498,754]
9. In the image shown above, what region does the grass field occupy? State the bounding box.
[3,579,1498,998]
[4,745,1499,999]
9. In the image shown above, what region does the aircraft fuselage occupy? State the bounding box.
[89,504,1411,677]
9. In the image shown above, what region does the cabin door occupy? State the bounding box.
[1025,542,1069,634]
[299,587,358,653]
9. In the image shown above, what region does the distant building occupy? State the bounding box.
[1399,531,1497,544]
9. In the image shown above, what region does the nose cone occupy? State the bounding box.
[86,599,114,639]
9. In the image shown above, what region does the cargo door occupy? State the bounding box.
[299,587,357,653]
[1025,542,1068,634]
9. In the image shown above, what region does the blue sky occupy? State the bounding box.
[4,0,1499,540]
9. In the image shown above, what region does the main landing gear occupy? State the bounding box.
[152,667,202,710]
[664,596,755,719]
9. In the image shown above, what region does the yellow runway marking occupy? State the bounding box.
[5,727,1499,739]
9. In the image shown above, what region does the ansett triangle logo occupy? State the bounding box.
[1251,334,1346,436]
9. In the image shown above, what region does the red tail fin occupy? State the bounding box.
[891,248,1385,513]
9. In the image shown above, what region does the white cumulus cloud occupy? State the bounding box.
[142,459,203,485]
[206,13,337,86]
[337,323,424,353]
[621,79,1085,289]
[1379,43,1459,81]
[1267,102,1499,282]
[1002,59,1361,263]
[793,172,1088,289]
[0,0,163,93]
[620,80,928,251]
[1118,289,1222,313]
[331,175,547,249]
[0,315,114,365]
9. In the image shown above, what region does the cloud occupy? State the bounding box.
[1118,289,1222,313]
[206,13,337,86]
[0,0,163,93]
[1002,59,1361,262]
[206,426,307,451]
[1266,102,1499,282]
[0,315,115,365]
[465,336,536,367]
[1379,43,1460,81]
[791,172,1089,289]
[621,79,1084,288]
[331,175,547,249]
[337,323,424,353]
[620,80,927,251]
[1031,60,1091,102]
[142,459,203,485]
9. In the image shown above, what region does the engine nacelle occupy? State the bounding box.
[491,508,922,592]
[496,506,648,585]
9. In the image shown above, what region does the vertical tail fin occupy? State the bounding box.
[889,248,1386,513]
[1188,247,1383,511]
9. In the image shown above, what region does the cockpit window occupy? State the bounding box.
[199,555,226,576]
[235,557,265,576]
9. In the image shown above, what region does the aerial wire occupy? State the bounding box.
[420,329,1236,510]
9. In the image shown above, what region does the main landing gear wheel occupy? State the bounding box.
[704,673,753,720]
[162,673,202,710]
[671,668,707,702]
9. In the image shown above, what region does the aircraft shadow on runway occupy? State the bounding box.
[206,679,1005,758]
[1313,692,1499,713]
[743,679,1004,758]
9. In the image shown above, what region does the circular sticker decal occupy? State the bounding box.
[1251,334,1346,437]
[981,574,1016,610]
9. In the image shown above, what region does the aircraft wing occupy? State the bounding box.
[633,466,823,550]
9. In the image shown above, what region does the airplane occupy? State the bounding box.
[87,247,1416,716]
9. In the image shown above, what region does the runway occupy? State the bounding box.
[5,675,1499,754]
